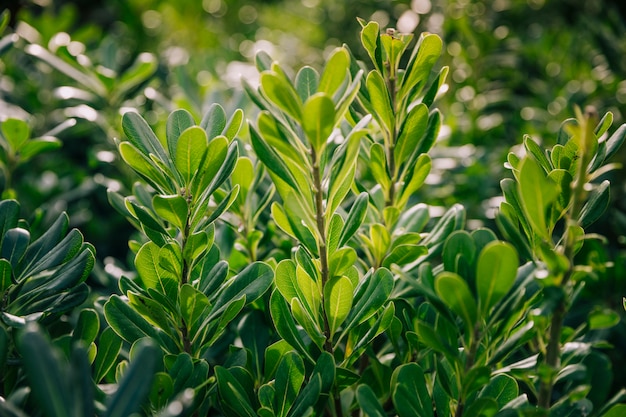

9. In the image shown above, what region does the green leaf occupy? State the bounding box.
[602,404,626,417]
[19,324,71,417]
[135,241,165,289]
[604,123,626,162]
[382,243,427,269]
[339,192,368,247]
[478,374,518,407]
[153,194,188,230]
[517,157,559,240]
[201,103,227,140]
[318,47,350,96]
[72,308,99,346]
[476,242,519,317]
[223,108,244,141]
[392,363,433,417]
[260,71,302,121]
[274,351,305,417]
[18,137,62,160]
[208,261,273,322]
[395,104,428,167]
[398,33,442,102]
[356,384,387,417]
[435,272,478,330]
[0,259,11,293]
[1,118,30,151]
[180,284,211,335]
[250,124,300,192]
[302,93,335,152]
[342,268,393,334]
[286,374,321,417]
[398,153,431,208]
[118,142,171,192]
[105,338,160,417]
[578,180,610,228]
[329,247,357,278]
[295,66,319,102]
[524,136,552,172]
[175,126,208,185]
[366,70,394,135]
[360,21,383,74]
[215,366,257,417]
[231,157,255,209]
[122,111,169,164]
[94,327,123,382]
[166,109,196,159]
[324,276,353,336]
[1,228,30,268]
[104,295,160,344]
[269,290,314,363]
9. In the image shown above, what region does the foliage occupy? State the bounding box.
[0,4,626,417]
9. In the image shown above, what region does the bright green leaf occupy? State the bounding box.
[324,276,353,336]
[476,241,519,317]
[435,272,478,330]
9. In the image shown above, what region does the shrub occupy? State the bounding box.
[1,10,625,417]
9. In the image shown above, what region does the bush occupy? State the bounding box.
[1,6,626,417]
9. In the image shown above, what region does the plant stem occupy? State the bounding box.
[385,75,397,208]
[310,147,332,353]
[311,147,342,417]
[455,324,480,417]
[537,109,595,409]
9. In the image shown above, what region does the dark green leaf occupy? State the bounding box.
[19,324,71,417]
[392,363,433,417]
[215,366,257,417]
[578,180,610,228]
[166,109,196,160]
[72,308,99,346]
[275,351,305,417]
[356,384,386,417]
[1,228,29,268]
[105,338,160,417]
[94,327,123,383]
[104,295,161,344]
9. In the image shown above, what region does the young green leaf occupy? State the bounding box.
[166,109,196,159]
[318,47,350,96]
[366,70,394,136]
[517,157,559,240]
[1,118,30,151]
[175,126,208,185]
[323,276,353,336]
[260,71,303,121]
[435,272,478,330]
[477,241,519,317]
[302,93,335,152]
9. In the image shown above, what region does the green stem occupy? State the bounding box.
[537,109,595,409]
[310,148,332,353]
[455,324,480,417]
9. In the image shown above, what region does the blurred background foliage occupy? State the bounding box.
[2,0,626,265]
